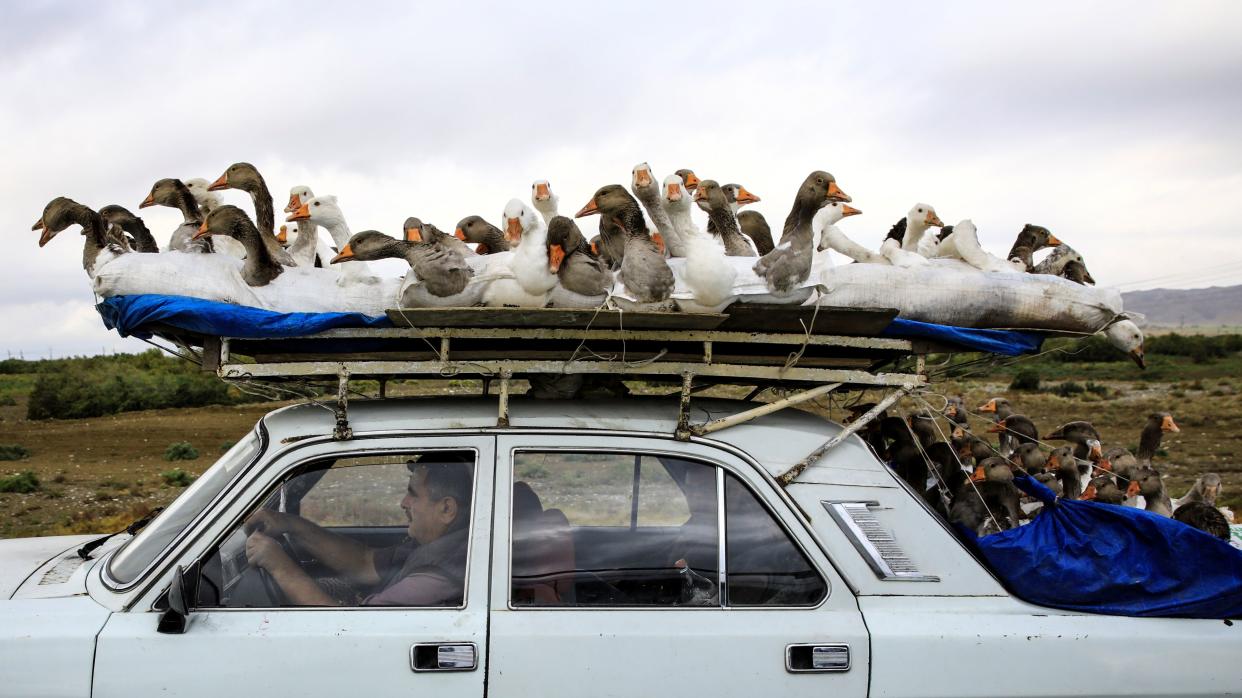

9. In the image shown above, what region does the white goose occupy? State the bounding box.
[286,195,378,284]
[929,219,1025,273]
[482,199,556,307]
[631,162,685,258]
[813,202,880,263]
[531,180,559,225]
[662,175,737,313]
[184,178,223,215]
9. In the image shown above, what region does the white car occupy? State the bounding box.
[2,397,1239,697]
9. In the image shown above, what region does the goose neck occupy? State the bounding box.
[175,187,203,225]
[250,181,275,234]
[903,218,930,251]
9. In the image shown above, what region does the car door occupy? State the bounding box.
[487,434,870,698]
[92,435,493,698]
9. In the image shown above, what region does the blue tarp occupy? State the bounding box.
[964,475,1242,619]
[97,294,1045,355]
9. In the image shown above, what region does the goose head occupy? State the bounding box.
[722,183,761,210]
[662,174,692,214]
[530,179,558,215]
[546,216,586,273]
[575,184,636,219]
[674,168,701,192]
[184,178,222,213]
[454,215,506,252]
[971,456,1015,483]
[208,162,265,193]
[277,222,294,246]
[32,197,93,247]
[403,216,424,242]
[1017,223,1061,250]
[692,179,730,215]
[502,198,542,244]
[286,195,344,227]
[98,204,140,229]
[812,201,863,229]
[330,230,404,264]
[1104,319,1145,369]
[139,178,193,210]
[907,203,943,230]
[194,205,255,242]
[286,185,316,214]
[804,170,850,204]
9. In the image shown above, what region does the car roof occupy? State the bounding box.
[259,396,887,483]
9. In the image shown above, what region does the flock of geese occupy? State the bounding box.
[32,162,1103,314]
[868,397,1233,541]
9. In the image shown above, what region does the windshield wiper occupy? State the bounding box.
[77,507,166,560]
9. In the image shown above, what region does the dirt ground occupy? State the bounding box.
[1,376,1239,538]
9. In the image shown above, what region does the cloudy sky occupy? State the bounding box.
[4,1,1241,357]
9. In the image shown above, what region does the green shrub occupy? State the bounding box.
[164,442,199,461]
[1085,382,1109,396]
[0,471,40,493]
[0,395,16,406]
[1009,370,1041,391]
[160,469,195,487]
[0,444,31,461]
[1053,381,1085,397]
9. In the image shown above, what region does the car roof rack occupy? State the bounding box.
[153,306,936,479]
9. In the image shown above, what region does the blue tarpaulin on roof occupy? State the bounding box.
[963,475,1242,619]
[96,294,1044,355]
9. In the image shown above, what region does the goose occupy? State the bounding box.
[929,219,1023,273]
[286,195,378,284]
[277,222,325,268]
[970,455,1016,484]
[1103,318,1145,368]
[813,201,881,263]
[1105,412,1179,485]
[1045,421,1103,462]
[1126,467,1173,516]
[1172,501,1230,540]
[193,206,285,286]
[888,204,943,253]
[406,217,474,259]
[184,178,223,215]
[33,197,126,275]
[454,215,510,254]
[706,183,762,255]
[531,179,559,225]
[284,184,325,263]
[662,174,737,313]
[987,414,1038,460]
[98,205,160,253]
[1034,244,1096,285]
[752,170,849,296]
[879,416,927,491]
[1175,473,1222,508]
[879,217,931,267]
[1081,474,1127,505]
[207,162,295,265]
[737,210,774,255]
[1047,447,1087,499]
[694,180,756,257]
[1009,442,1049,475]
[330,228,477,307]
[545,216,611,307]
[139,178,214,254]
[482,199,557,307]
[675,169,701,192]
[576,185,674,308]
[630,163,685,258]
[951,462,1022,534]
[1006,224,1062,271]
[977,397,1015,455]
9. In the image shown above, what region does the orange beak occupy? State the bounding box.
[1162,416,1180,433]
[590,240,600,256]
[207,173,229,191]
[1047,454,1061,471]
[139,193,156,209]
[926,211,944,227]
[330,244,354,264]
[34,218,55,247]
[842,204,863,217]
[952,426,966,439]
[634,167,652,187]
[575,198,600,218]
[651,232,666,254]
[476,243,489,254]
[284,194,301,214]
[978,399,997,413]
[505,217,523,242]
[1046,234,1063,247]
[1081,484,1098,501]
[971,466,986,482]
[287,203,310,222]
[548,243,566,273]
[1125,480,1141,498]
[1094,458,1113,474]
[987,422,1006,434]
[826,181,851,203]
[191,220,211,240]
[405,227,422,243]
[683,172,700,190]
[693,187,706,202]
[534,182,551,201]
[277,225,288,244]
[1089,442,1104,460]
[454,227,467,241]
[666,183,682,202]
[734,186,760,205]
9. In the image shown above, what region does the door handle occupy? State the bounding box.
[786,643,850,673]
[411,643,478,672]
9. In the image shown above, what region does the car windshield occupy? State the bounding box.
[107,430,262,586]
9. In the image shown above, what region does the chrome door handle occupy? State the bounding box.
[786,643,850,673]
[411,643,478,672]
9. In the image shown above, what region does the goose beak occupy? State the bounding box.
[191,220,211,241]
[276,225,288,245]
[330,244,355,264]
[405,226,422,243]
[978,399,997,413]
[207,173,229,191]
[666,183,682,202]
[1046,234,1063,247]
[139,193,156,209]
[1047,455,1060,471]
[926,212,944,227]
[826,181,851,203]
[634,167,652,188]
[454,227,467,241]
[590,240,600,256]
[1089,442,1104,460]
[505,216,523,242]
[33,218,55,247]
[1161,415,1180,433]
[1081,484,1098,501]
[842,205,863,218]
[735,186,760,205]
[534,182,551,201]
[575,198,600,218]
[683,173,700,191]
[548,243,565,273]
[287,203,311,222]
[1095,458,1113,474]
[987,422,1006,434]
[31,217,44,232]
[970,466,986,482]
[1129,347,1146,369]
[952,426,966,439]
[692,187,706,202]
[284,194,301,214]
[1125,480,1141,498]
[651,232,666,254]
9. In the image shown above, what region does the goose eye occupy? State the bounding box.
[313,202,320,207]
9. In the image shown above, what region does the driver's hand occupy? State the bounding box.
[244,509,296,537]
[246,531,293,572]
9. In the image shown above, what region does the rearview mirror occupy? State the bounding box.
[157,561,201,635]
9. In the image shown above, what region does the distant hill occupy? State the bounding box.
[1122,284,1242,328]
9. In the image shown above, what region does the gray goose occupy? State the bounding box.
[140,178,213,254]
[694,180,756,257]
[1127,466,1173,517]
[977,397,1016,456]
[331,229,472,305]
[1172,501,1230,540]
[1177,473,1222,508]
[1105,412,1180,483]
[630,163,684,258]
[705,183,763,254]
[193,205,282,286]
[1006,224,1062,271]
[576,185,674,306]
[208,162,295,265]
[752,170,850,295]
[737,210,774,256]
[33,197,127,275]
[454,215,510,254]
[546,216,611,306]
[674,169,701,192]
[406,217,473,259]
[98,205,159,253]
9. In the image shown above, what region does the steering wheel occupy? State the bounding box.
[250,531,300,607]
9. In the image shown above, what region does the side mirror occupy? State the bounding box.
[157,561,201,635]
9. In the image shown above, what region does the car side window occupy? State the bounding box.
[197,450,475,609]
[724,472,827,606]
[511,452,719,606]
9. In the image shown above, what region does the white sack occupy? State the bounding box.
[814,260,1123,332]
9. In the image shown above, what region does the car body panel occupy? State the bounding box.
[0,535,94,599]
[0,595,110,696]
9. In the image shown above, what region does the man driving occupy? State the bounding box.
[244,452,474,606]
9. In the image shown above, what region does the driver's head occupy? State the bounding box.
[402,452,474,544]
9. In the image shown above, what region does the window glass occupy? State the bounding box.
[511,452,718,606]
[198,450,475,609]
[725,472,826,606]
